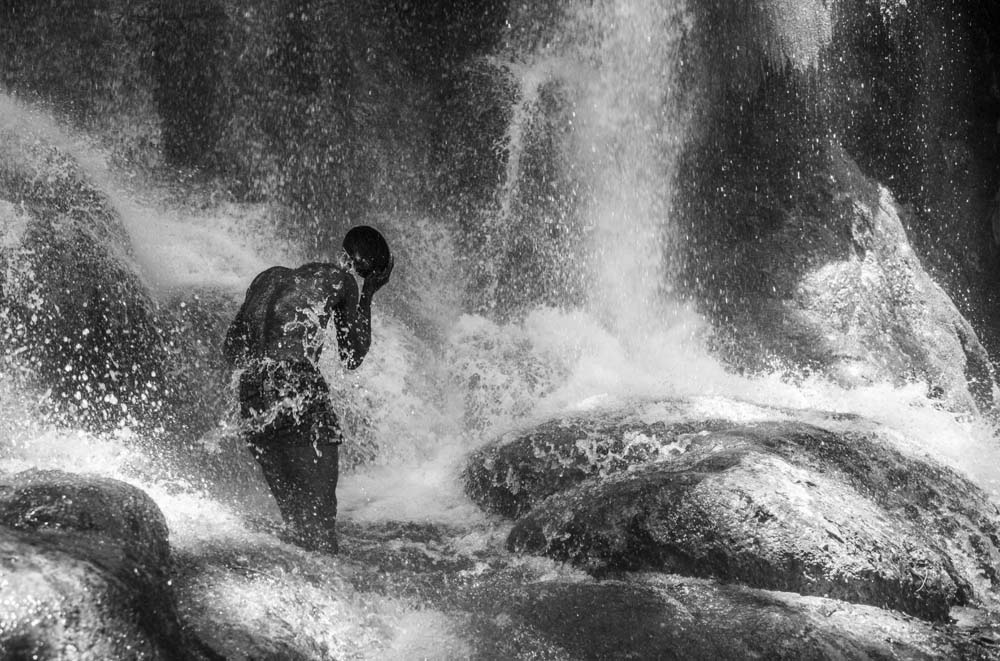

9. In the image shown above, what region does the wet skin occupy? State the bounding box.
[224,252,390,370]
[222,251,391,551]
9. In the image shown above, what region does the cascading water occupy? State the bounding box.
[538,1,692,336]
[4,1,1000,657]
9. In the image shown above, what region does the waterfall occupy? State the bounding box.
[4,0,1000,657]
[492,0,695,343]
[3,2,993,506]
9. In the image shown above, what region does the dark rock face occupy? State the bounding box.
[680,129,996,412]
[466,401,1000,621]
[464,574,995,661]
[475,575,994,661]
[673,0,1000,411]
[829,1,1000,358]
[0,469,202,659]
[465,405,734,517]
[156,290,238,443]
[0,128,166,431]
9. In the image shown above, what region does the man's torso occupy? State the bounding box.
[245,263,359,364]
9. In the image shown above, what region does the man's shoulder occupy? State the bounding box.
[293,261,354,287]
[249,262,351,297]
[250,265,294,286]
[294,261,348,276]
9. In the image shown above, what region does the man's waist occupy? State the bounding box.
[246,356,318,371]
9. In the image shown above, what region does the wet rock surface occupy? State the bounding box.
[2,431,999,660]
[0,469,211,660]
[462,573,998,661]
[0,129,166,430]
[465,404,735,518]
[467,400,1000,622]
[328,514,1000,660]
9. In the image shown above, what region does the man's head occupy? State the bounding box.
[343,226,391,279]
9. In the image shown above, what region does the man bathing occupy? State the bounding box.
[223,225,392,552]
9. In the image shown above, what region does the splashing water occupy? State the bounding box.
[494,1,694,338]
[0,94,300,297]
[4,1,1000,656]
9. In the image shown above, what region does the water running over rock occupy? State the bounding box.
[3,0,1000,658]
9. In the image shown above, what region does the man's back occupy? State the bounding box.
[225,262,358,365]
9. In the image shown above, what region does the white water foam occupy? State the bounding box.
[3,9,1000,653]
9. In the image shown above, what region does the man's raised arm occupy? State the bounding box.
[333,287,372,370]
[333,256,392,369]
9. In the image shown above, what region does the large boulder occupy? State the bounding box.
[466,400,1000,621]
[0,117,165,430]
[673,0,1000,412]
[463,574,998,661]
[465,402,735,517]
[0,469,210,659]
[681,139,996,412]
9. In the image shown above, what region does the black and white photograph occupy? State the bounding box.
[2,1,1000,659]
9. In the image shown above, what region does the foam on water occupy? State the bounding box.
[3,2,1000,649]
[338,451,489,526]
[331,292,1000,524]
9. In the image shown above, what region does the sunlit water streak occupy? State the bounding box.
[0,94,299,297]
[494,1,693,338]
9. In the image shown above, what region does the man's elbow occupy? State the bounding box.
[340,346,369,370]
[345,357,363,370]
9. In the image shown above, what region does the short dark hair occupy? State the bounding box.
[343,225,391,275]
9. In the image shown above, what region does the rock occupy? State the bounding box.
[156,289,238,442]
[463,573,999,660]
[467,403,1000,620]
[507,442,967,620]
[0,528,173,660]
[465,403,734,517]
[766,160,994,412]
[0,469,212,659]
[679,126,995,412]
[0,125,165,430]
[827,3,1000,366]
[0,469,172,576]
[171,541,361,661]
[465,397,798,518]
[672,1,1000,413]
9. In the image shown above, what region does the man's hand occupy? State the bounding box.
[363,254,393,295]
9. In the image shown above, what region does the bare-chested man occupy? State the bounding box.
[223,225,392,553]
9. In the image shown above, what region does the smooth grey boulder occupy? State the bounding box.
[463,573,999,660]
[467,402,1000,620]
[0,469,212,660]
[465,402,734,518]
